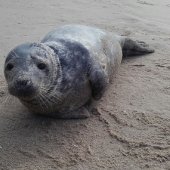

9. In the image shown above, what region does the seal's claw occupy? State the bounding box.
[136,40,149,47]
[136,41,154,53]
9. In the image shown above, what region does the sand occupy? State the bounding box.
[0,0,170,169]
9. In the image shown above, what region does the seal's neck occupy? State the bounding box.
[43,41,63,91]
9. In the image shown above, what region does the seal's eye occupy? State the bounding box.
[6,63,14,71]
[37,63,46,70]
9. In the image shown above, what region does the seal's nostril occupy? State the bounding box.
[16,80,30,87]
[11,79,35,98]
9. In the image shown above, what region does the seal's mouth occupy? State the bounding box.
[8,79,37,99]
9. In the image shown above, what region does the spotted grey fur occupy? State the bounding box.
[4,25,154,118]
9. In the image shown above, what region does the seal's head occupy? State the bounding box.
[4,43,61,102]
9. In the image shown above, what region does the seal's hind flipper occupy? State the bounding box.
[122,38,154,57]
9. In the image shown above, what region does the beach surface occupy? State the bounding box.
[0,0,170,169]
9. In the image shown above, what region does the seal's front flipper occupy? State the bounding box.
[89,68,107,100]
[56,107,90,119]
[122,38,154,57]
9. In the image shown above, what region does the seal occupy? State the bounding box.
[4,25,154,118]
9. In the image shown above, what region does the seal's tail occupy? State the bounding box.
[122,38,154,57]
